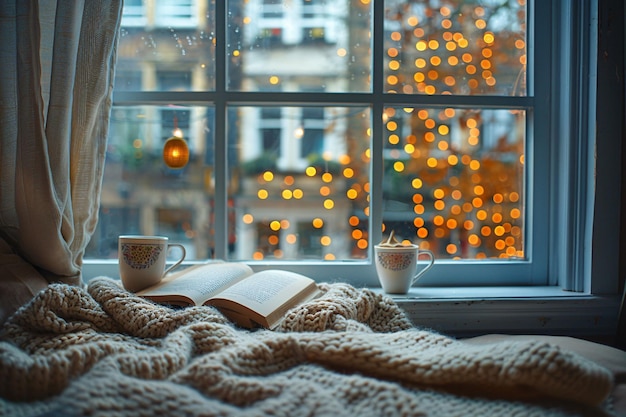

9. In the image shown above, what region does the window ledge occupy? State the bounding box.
[372,286,620,340]
[374,285,590,300]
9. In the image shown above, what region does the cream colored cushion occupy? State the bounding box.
[464,334,626,416]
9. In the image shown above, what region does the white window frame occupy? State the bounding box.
[85,0,622,337]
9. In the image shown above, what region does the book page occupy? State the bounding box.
[208,269,316,318]
[137,262,254,304]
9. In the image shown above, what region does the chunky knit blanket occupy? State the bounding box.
[0,277,615,417]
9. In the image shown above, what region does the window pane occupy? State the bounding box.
[117,0,215,91]
[228,0,372,92]
[85,105,216,260]
[382,107,526,259]
[384,0,527,96]
[230,106,371,260]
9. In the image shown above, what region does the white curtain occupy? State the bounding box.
[0,0,123,313]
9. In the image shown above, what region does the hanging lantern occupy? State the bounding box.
[163,136,190,169]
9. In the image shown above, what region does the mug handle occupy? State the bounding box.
[163,243,186,276]
[411,249,435,284]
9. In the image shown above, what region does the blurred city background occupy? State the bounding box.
[85,0,527,263]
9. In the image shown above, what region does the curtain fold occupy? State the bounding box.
[0,0,123,286]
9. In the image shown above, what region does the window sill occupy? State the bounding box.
[376,285,589,299]
[376,287,620,341]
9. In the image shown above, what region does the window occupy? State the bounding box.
[121,0,147,27]
[155,0,198,28]
[250,0,338,45]
[86,0,609,293]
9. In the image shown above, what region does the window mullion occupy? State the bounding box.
[526,0,550,285]
[213,0,228,260]
[370,0,385,248]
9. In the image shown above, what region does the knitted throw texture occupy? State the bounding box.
[0,278,614,416]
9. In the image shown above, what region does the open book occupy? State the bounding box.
[135,262,320,329]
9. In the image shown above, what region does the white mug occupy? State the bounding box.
[118,235,186,292]
[374,244,435,294]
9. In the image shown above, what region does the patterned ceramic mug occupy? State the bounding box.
[374,244,435,294]
[118,235,186,292]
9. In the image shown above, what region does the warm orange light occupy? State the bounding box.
[163,136,190,168]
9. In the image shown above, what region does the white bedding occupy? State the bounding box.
[0,278,616,416]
